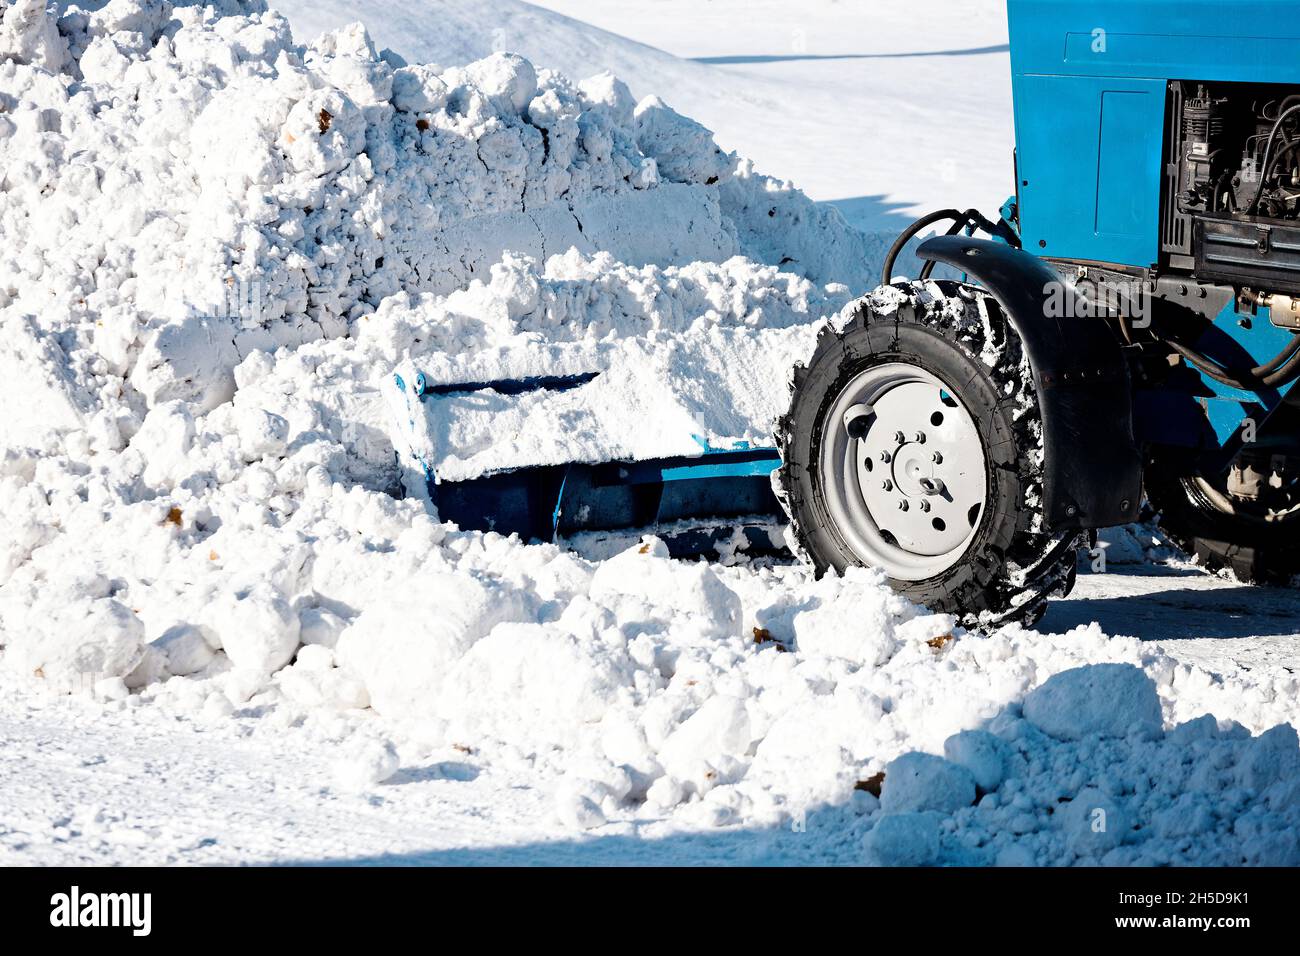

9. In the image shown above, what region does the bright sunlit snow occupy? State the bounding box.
[1,0,1298,867]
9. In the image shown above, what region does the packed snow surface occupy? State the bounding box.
[1,1,1299,866]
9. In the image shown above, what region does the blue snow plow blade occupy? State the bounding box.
[394,371,787,557]
[425,372,600,397]
[394,370,600,398]
[434,446,785,556]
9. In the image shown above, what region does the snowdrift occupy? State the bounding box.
[1,0,1299,865]
[0,0,870,448]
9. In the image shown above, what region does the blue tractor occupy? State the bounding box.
[396,0,1300,625]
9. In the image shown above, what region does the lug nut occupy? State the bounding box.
[879,450,892,463]
[894,431,906,444]
[931,451,943,464]
[914,431,926,444]
[881,479,893,491]
[898,500,909,511]
[919,477,946,496]
[919,500,931,512]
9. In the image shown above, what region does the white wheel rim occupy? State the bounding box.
[817,363,988,581]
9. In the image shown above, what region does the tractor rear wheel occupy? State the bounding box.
[776,280,1081,627]
[1145,445,1300,583]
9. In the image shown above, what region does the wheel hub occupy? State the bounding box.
[819,365,988,580]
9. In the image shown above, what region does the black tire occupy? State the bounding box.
[1145,445,1300,584]
[776,280,1080,627]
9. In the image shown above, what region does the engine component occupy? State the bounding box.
[1177,86,1227,213]
[1165,82,1300,292]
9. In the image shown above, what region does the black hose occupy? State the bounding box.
[1264,94,1300,123]
[1258,340,1300,388]
[1255,328,1300,376]
[881,209,964,286]
[1167,332,1300,391]
[1248,103,1300,215]
[880,208,1011,285]
[1252,137,1300,214]
[919,215,979,281]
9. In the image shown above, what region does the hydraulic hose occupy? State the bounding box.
[1247,102,1300,216]
[1166,331,1300,391]
[880,208,1013,286]
[1254,328,1300,376]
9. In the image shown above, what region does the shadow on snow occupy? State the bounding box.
[693,44,1011,65]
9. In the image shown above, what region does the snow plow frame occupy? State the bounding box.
[430,445,784,555]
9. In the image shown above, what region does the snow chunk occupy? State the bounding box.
[658,695,753,780]
[236,407,290,461]
[464,52,537,113]
[1060,786,1127,855]
[1022,663,1163,741]
[299,606,347,649]
[589,538,742,639]
[579,72,636,127]
[1236,724,1300,791]
[282,88,366,177]
[880,751,977,814]
[391,65,449,113]
[332,738,399,791]
[634,95,735,186]
[555,776,608,830]
[863,811,943,866]
[334,573,532,720]
[130,401,197,488]
[151,623,217,677]
[437,621,639,750]
[944,730,1011,793]
[791,567,924,666]
[131,316,240,413]
[278,649,369,711]
[209,583,301,678]
[0,0,67,71]
[5,598,145,694]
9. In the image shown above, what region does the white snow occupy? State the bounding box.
[386,252,850,481]
[880,751,977,815]
[1022,663,1164,742]
[276,0,1016,222]
[331,736,400,791]
[0,0,1297,867]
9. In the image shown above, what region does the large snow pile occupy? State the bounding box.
[2,0,1300,866]
[0,0,870,448]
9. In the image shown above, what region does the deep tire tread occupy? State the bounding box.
[776,280,1080,627]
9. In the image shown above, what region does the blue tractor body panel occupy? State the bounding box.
[1008,0,1300,450]
[1009,0,1300,266]
[1189,300,1298,442]
[1013,72,1166,266]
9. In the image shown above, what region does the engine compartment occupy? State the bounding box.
[1164,80,1300,294]
[1178,83,1300,220]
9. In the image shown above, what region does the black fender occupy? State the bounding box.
[917,235,1143,530]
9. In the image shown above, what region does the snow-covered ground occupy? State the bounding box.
[1,0,1298,867]
[4,558,1298,867]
